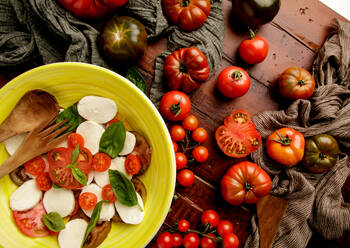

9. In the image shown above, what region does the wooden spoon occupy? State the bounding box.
[0,90,59,143]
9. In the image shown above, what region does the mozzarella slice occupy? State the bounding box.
[87,171,94,185]
[58,218,88,248]
[77,96,117,124]
[76,121,105,155]
[81,183,115,221]
[10,179,42,211]
[94,156,131,188]
[43,188,75,218]
[114,192,145,225]
[4,133,27,156]
[119,132,136,156]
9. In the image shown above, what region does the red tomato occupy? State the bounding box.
[163,47,210,93]
[183,115,199,131]
[201,209,220,228]
[102,184,117,203]
[217,66,251,98]
[222,233,239,248]
[79,192,98,210]
[56,0,128,19]
[125,154,142,175]
[12,201,51,237]
[162,0,211,31]
[157,232,174,248]
[24,156,46,176]
[200,234,217,248]
[266,127,305,166]
[217,220,234,236]
[278,67,316,100]
[221,161,271,205]
[178,219,190,232]
[192,128,208,143]
[182,232,200,248]
[215,110,261,158]
[173,141,179,153]
[192,146,209,163]
[160,91,191,121]
[107,118,120,126]
[239,30,269,64]
[36,172,52,191]
[176,152,188,170]
[177,169,194,187]
[172,233,183,247]
[170,125,186,141]
[67,133,85,149]
[92,153,111,172]
[48,147,92,189]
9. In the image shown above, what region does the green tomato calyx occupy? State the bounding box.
[272,130,292,146]
[232,71,243,81]
[170,98,182,117]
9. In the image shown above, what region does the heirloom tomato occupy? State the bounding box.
[302,134,339,173]
[278,67,316,100]
[239,29,268,64]
[221,161,271,205]
[160,90,191,121]
[56,0,128,19]
[266,127,305,167]
[217,66,250,98]
[162,0,211,31]
[99,16,147,65]
[215,110,261,158]
[164,47,209,93]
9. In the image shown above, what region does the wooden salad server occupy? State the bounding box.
[0,90,59,143]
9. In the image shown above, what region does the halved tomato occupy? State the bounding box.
[47,147,92,189]
[215,110,261,158]
[12,201,51,237]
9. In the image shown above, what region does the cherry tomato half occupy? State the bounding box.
[217,66,251,98]
[178,219,190,232]
[157,232,173,248]
[102,184,117,203]
[92,153,111,172]
[79,192,97,210]
[239,29,269,64]
[192,146,209,163]
[177,169,194,187]
[183,115,199,131]
[124,154,142,175]
[36,172,52,191]
[176,152,188,170]
[67,133,85,149]
[170,125,186,141]
[24,156,46,176]
[201,209,220,228]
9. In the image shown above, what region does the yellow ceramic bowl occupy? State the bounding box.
[0,62,176,248]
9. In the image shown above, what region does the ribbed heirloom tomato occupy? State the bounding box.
[221,161,271,205]
[266,127,305,167]
[164,47,209,93]
[162,0,211,31]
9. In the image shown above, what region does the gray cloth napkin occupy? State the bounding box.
[0,0,224,105]
[244,20,350,248]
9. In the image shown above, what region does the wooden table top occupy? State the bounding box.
[0,0,349,247]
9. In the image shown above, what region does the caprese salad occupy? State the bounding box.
[4,95,152,248]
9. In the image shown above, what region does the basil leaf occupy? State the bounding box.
[71,167,87,186]
[126,67,146,93]
[82,200,108,247]
[43,212,65,232]
[72,145,80,164]
[52,183,61,189]
[66,163,77,169]
[108,169,138,207]
[99,122,126,159]
[56,103,84,133]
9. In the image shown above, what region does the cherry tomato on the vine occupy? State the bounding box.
[217,220,234,236]
[192,127,208,143]
[172,233,182,247]
[238,29,269,64]
[170,125,186,141]
[178,219,190,232]
[201,209,220,228]
[183,115,199,131]
[217,66,250,98]
[200,234,217,248]
[160,90,191,121]
[177,169,194,187]
[173,141,178,153]
[192,146,209,163]
[183,232,200,248]
[176,152,188,170]
[157,232,173,248]
[222,233,239,248]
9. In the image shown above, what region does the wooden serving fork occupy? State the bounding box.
[0,114,71,179]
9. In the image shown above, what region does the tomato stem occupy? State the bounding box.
[180,62,188,74]
[244,181,253,191]
[298,80,306,86]
[170,98,182,117]
[181,0,190,7]
[319,152,326,159]
[272,130,292,146]
[248,28,256,39]
[231,71,242,81]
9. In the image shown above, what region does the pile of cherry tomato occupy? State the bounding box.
[170,115,209,187]
[156,209,239,248]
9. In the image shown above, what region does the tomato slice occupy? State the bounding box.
[125,154,141,175]
[67,133,85,149]
[102,184,117,203]
[216,111,261,158]
[93,153,111,172]
[36,172,52,191]
[79,192,97,210]
[12,201,51,237]
[24,156,46,176]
